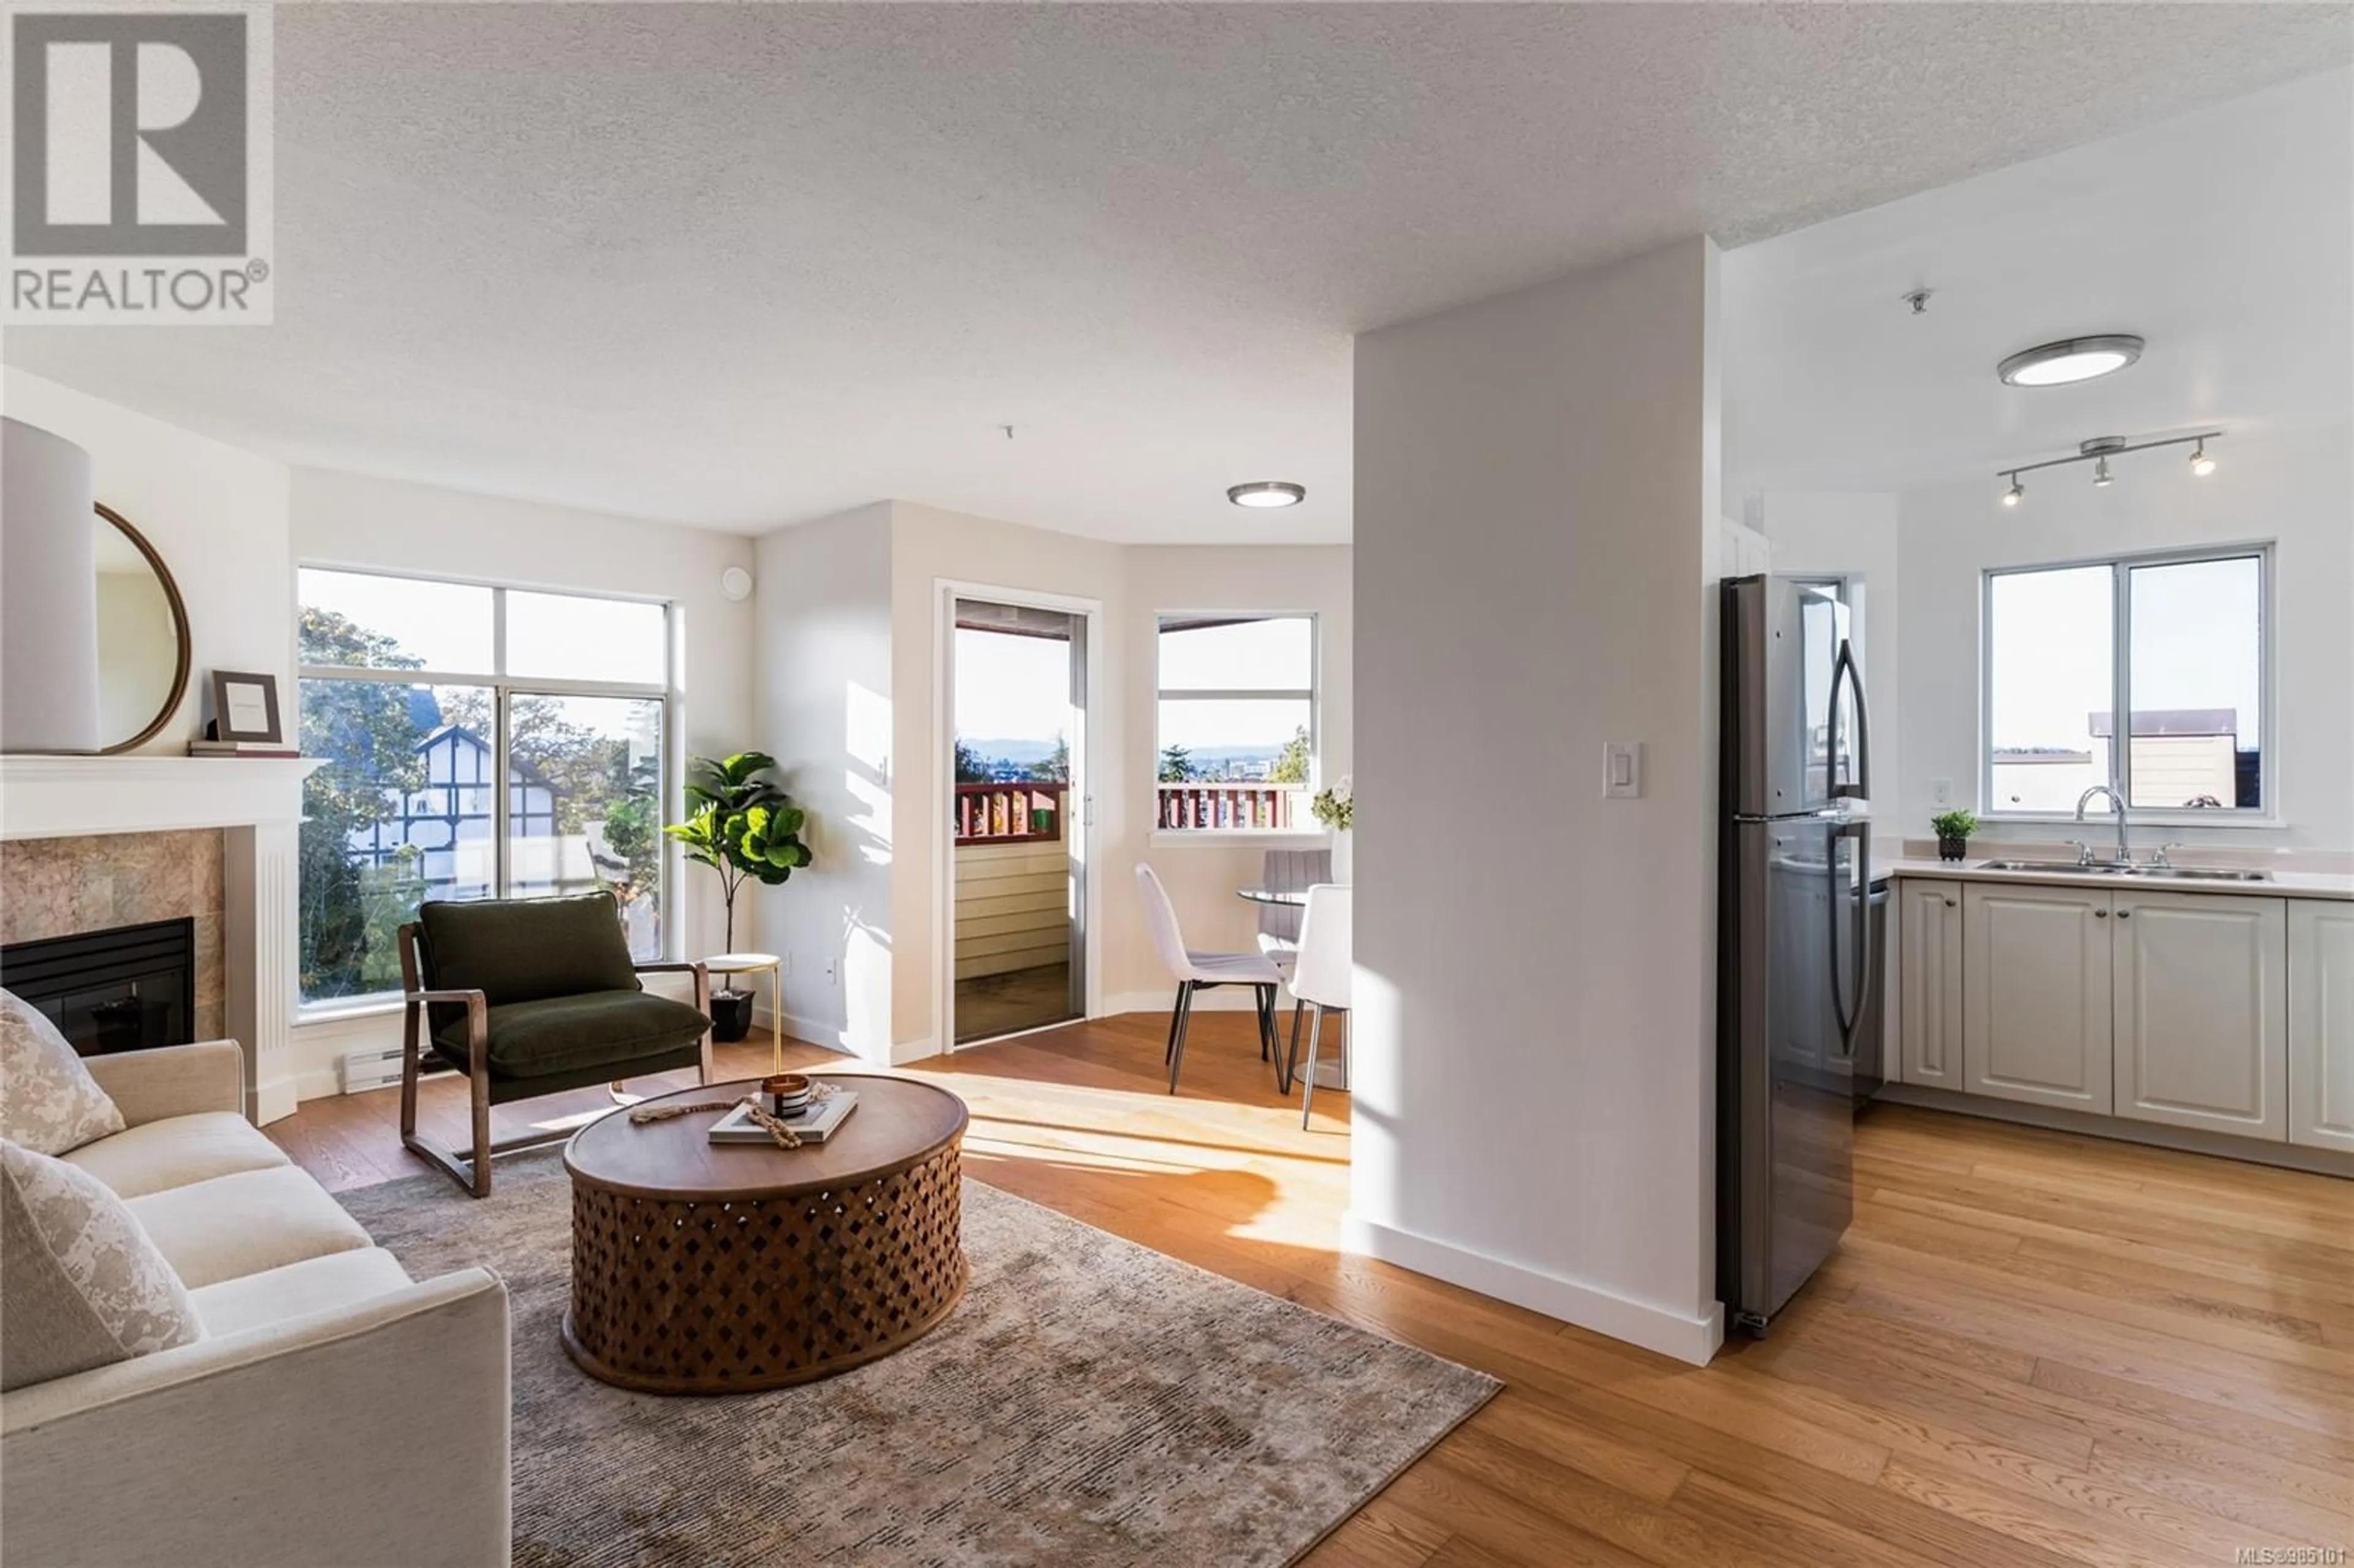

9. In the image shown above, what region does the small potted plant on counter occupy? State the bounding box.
[1930,809,1978,864]
[666,752,812,1043]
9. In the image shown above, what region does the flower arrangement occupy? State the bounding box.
[1311,775,1353,832]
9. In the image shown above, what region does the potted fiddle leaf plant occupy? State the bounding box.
[665,752,812,1042]
[1930,809,1978,864]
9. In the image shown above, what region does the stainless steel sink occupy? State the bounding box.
[1973,859,2269,883]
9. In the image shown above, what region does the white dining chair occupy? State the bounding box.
[1135,862,1286,1094]
[1255,849,1331,1070]
[1254,848,1331,970]
[1284,884,1351,1128]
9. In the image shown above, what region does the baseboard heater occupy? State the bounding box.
[340,1044,449,1094]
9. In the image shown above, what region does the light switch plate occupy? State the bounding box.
[1604,741,1644,799]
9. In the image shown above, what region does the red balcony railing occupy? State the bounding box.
[1156,782,1303,831]
[956,782,1067,845]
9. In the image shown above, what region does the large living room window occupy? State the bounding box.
[297,568,672,1006]
[1154,613,1317,832]
[1983,546,2271,818]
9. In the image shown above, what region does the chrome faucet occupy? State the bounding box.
[2074,785,2131,867]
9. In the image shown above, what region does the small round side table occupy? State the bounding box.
[706,951,783,1071]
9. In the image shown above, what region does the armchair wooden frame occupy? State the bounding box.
[397,923,714,1198]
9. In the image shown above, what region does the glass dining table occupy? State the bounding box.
[1234,884,1347,1097]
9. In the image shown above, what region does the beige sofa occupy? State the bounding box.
[1,1041,511,1568]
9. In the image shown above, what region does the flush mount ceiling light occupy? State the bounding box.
[1997,335,2146,387]
[1992,430,2225,508]
[1227,481,1306,509]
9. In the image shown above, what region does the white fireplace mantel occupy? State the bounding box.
[2,755,323,1124]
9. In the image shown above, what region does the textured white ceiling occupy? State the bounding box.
[1724,67,2354,509]
[7,5,2347,541]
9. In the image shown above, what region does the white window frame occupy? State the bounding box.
[1151,611,1324,844]
[1979,541,2277,828]
[294,565,681,1013]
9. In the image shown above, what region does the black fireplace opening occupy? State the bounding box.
[1,918,196,1057]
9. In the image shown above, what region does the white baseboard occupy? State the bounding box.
[252,1075,299,1125]
[747,1004,926,1068]
[1339,1211,1724,1366]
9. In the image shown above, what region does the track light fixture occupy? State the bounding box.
[1992,430,2225,509]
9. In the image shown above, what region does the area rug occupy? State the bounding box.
[340,1150,1497,1567]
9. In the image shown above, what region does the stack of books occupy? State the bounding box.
[187,739,301,759]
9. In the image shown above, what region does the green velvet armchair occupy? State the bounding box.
[397,891,714,1197]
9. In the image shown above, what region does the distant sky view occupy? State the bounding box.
[299,567,668,733]
[956,616,1316,759]
[1989,555,2261,754]
[955,628,1070,746]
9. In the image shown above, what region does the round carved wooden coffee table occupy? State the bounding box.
[562,1075,969,1395]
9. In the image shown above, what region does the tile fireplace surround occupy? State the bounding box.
[2,829,227,1042]
[0,756,321,1122]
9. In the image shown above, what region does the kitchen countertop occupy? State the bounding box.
[1884,855,2354,902]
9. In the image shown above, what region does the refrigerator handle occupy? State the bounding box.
[1846,637,1872,801]
[1851,828,1874,1055]
[1831,637,1870,800]
[1829,820,1872,1059]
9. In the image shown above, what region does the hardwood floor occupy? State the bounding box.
[270,1012,2354,1567]
[952,961,1076,1044]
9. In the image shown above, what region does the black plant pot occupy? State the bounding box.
[1937,836,1968,863]
[709,988,756,1044]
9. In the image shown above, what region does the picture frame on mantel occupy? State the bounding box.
[205,671,283,745]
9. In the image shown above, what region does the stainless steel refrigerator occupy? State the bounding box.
[1717,574,1876,1336]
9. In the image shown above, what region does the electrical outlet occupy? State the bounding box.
[779,953,791,977]
[1930,778,1954,807]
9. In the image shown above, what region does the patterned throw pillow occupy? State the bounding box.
[0,988,125,1155]
[1,1138,200,1391]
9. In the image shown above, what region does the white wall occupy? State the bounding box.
[1112,545,1352,1010]
[751,503,898,1062]
[750,499,1353,1061]
[1898,421,2353,851]
[886,500,1128,1057]
[286,466,758,1095]
[1349,236,1724,1364]
[4,368,292,750]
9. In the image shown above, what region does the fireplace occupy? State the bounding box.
[1,918,196,1057]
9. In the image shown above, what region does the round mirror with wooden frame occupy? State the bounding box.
[93,502,192,755]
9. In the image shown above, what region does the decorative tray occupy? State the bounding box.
[709,1090,858,1145]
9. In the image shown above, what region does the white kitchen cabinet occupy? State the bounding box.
[1898,879,1964,1089]
[2288,900,2354,1153]
[1964,883,2113,1113]
[2112,891,2287,1140]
